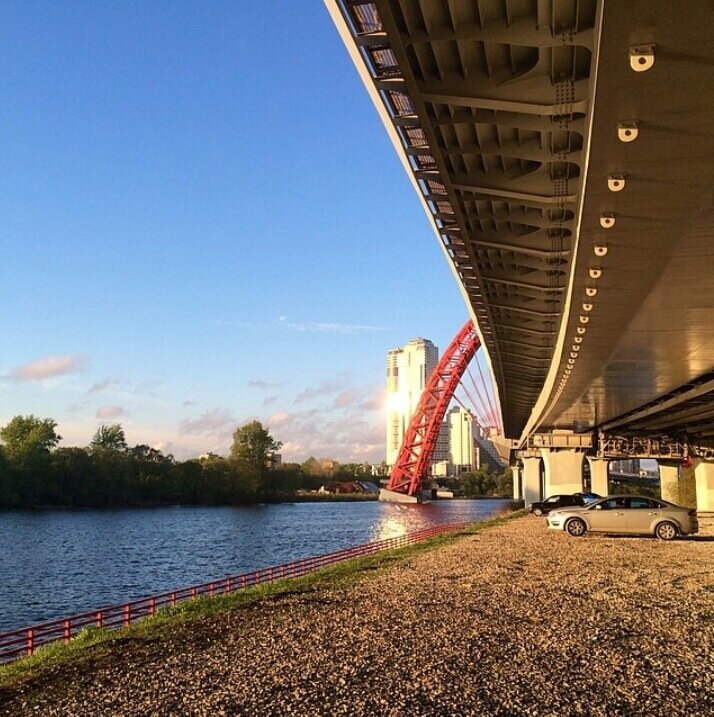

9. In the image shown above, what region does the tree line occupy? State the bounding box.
[0,415,375,509]
[437,467,513,498]
[0,415,511,509]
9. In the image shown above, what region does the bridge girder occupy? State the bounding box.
[328,0,714,445]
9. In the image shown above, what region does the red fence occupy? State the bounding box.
[0,521,468,665]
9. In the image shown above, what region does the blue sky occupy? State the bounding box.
[0,1,470,462]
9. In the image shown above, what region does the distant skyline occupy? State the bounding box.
[0,2,471,462]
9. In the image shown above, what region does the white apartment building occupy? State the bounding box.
[386,337,438,466]
[449,406,475,473]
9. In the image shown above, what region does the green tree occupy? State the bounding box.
[230,421,282,498]
[0,415,61,469]
[90,424,127,452]
[230,421,282,470]
[493,470,513,497]
[0,415,61,504]
[301,456,338,477]
[51,447,94,505]
[459,466,497,497]
[0,444,19,507]
[200,454,234,503]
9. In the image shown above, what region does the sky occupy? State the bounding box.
[0,1,473,463]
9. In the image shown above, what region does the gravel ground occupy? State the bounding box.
[2,515,713,716]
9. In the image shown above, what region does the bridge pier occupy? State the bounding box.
[379,488,421,503]
[511,465,522,500]
[541,449,584,497]
[521,455,542,508]
[694,461,714,512]
[658,461,681,505]
[586,457,609,497]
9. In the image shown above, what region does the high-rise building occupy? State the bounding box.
[448,406,474,474]
[434,421,451,462]
[386,337,438,466]
[473,425,505,472]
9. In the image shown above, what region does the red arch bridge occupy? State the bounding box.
[384,320,501,500]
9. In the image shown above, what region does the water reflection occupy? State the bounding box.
[0,499,511,630]
[375,517,408,541]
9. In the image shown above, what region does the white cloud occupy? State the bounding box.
[95,405,128,420]
[87,377,121,394]
[260,403,383,463]
[12,354,88,382]
[294,375,350,404]
[179,407,235,437]
[333,389,358,408]
[133,380,163,397]
[152,441,175,455]
[53,420,221,462]
[86,377,163,400]
[248,379,283,389]
[361,392,384,411]
[67,401,89,413]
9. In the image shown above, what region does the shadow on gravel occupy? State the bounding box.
[680,535,714,542]
[582,534,714,542]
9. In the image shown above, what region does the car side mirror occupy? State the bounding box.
[594,505,602,510]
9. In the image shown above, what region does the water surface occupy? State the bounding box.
[0,499,512,630]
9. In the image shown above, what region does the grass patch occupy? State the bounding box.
[0,508,527,689]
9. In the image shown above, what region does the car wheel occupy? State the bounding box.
[533,507,544,517]
[655,521,678,541]
[566,518,587,537]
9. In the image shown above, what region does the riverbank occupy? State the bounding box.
[2,514,712,715]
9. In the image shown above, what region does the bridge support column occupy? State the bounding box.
[521,455,542,508]
[658,462,680,504]
[511,466,522,500]
[511,466,523,500]
[587,457,609,497]
[541,449,584,497]
[694,461,714,512]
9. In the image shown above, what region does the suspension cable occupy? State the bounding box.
[475,355,502,434]
[465,364,496,428]
[452,392,486,431]
[454,383,489,428]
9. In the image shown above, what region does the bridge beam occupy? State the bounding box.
[541,449,584,497]
[587,457,609,497]
[694,461,714,513]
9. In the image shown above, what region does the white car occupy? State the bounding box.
[547,495,698,540]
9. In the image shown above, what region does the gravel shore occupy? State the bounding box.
[2,515,713,716]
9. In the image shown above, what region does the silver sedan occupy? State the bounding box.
[546,494,699,540]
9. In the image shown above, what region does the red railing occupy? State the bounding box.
[0,521,468,664]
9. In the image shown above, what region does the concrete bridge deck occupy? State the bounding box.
[2,516,712,716]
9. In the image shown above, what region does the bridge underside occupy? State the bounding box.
[329,0,714,446]
[537,2,714,444]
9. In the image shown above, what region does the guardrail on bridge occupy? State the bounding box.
[0,521,468,665]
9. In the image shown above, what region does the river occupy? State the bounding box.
[0,498,513,631]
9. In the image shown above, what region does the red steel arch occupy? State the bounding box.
[387,320,481,497]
